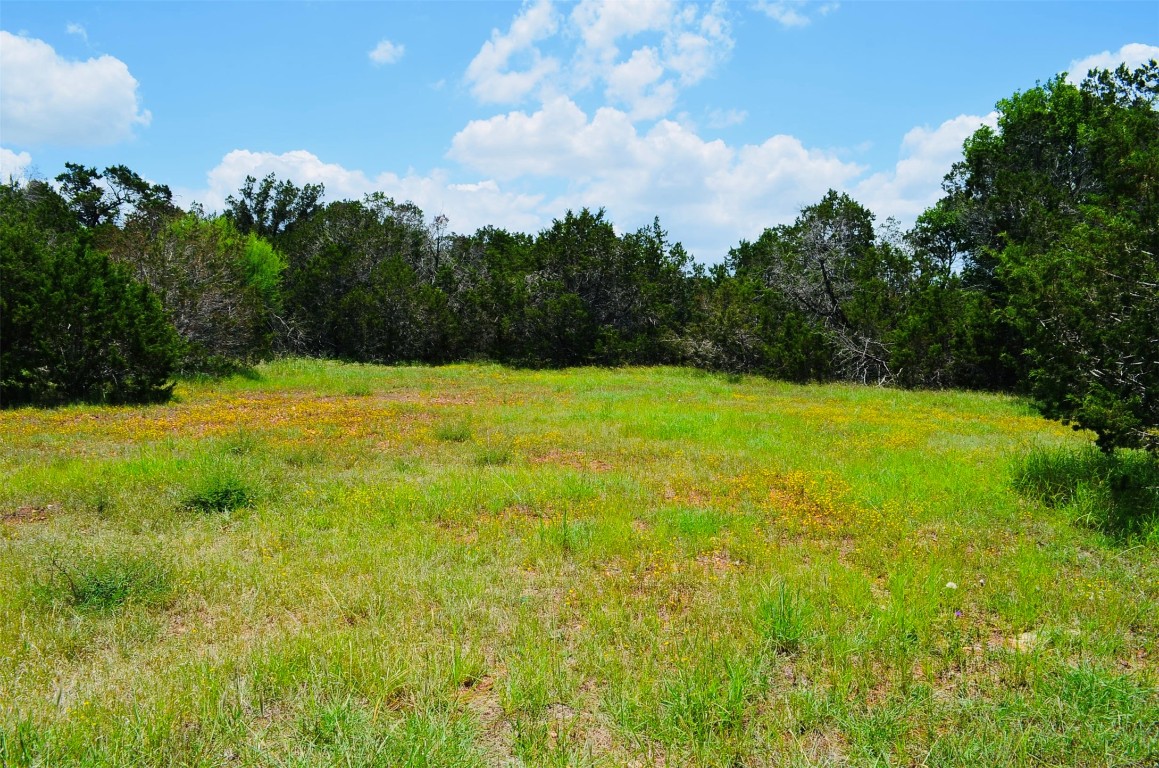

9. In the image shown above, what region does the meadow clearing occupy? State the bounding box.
[1,360,1155,767]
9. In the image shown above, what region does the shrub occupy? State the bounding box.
[185,478,255,513]
[435,422,472,443]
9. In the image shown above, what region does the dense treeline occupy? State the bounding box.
[2,63,1156,454]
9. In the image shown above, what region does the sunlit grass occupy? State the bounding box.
[1,360,1155,766]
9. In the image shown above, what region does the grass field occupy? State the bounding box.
[1,360,1156,767]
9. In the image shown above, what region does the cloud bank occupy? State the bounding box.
[0,31,150,146]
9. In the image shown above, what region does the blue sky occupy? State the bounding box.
[2,1,1156,262]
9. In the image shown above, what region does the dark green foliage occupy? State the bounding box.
[1001,212,1158,453]
[1,181,180,407]
[923,62,1159,449]
[689,267,833,381]
[885,276,1006,390]
[56,163,176,229]
[225,173,324,243]
[185,482,254,513]
[511,210,697,367]
[280,196,443,362]
[722,191,916,383]
[1014,446,1159,537]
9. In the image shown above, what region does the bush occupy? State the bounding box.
[184,458,260,513]
[185,476,256,513]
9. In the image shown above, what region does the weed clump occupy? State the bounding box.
[475,444,511,467]
[184,461,259,513]
[1014,446,1159,539]
[755,582,811,654]
[435,422,472,443]
[46,551,174,611]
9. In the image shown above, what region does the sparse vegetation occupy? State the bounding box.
[1,360,1155,766]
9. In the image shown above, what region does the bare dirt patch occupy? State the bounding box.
[531,449,614,473]
[1,503,57,524]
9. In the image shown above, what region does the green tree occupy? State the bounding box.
[1,181,179,406]
[279,196,441,362]
[225,173,324,244]
[732,191,915,384]
[55,163,175,229]
[923,61,1159,451]
[103,211,285,370]
[513,209,697,367]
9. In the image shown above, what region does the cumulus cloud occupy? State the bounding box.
[463,0,732,121]
[449,97,864,258]
[464,0,561,103]
[0,147,33,181]
[605,47,678,119]
[0,31,150,146]
[854,112,997,222]
[570,0,676,72]
[182,149,546,237]
[1067,42,1159,82]
[571,0,733,115]
[65,22,88,41]
[368,39,405,65]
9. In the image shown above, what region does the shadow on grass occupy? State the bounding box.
[1014,446,1159,541]
[178,360,264,383]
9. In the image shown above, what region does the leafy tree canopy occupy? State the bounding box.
[927,61,1159,452]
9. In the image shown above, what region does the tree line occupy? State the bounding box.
[2,63,1156,455]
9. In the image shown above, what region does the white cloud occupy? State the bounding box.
[570,0,676,71]
[449,97,864,259]
[0,31,150,146]
[182,149,546,237]
[0,147,33,181]
[65,22,88,42]
[755,1,810,27]
[707,107,747,128]
[1067,42,1159,82]
[463,0,732,121]
[571,0,733,115]
[854,112,997,222]
[369,39,405,65]
[755,1,838,27]
[605,47,678,119]
[464,0,561,103]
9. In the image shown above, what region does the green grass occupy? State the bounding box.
[0,360,1156,766]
